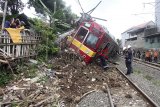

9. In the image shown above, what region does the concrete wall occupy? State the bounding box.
[121,32,129,48]
[155,0,160,32]
[125,32,145,49]
[145,36,160,49]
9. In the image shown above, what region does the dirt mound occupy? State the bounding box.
[52,52,114,106]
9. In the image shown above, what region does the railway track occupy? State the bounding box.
[76,68,158,107]
[120,55,160,70]
[115,67,158,107]
[133,58,160,70]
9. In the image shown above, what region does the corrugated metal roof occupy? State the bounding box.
[122,21,154,34]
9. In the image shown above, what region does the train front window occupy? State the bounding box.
[76,27,88,42]
[84,33,98,49]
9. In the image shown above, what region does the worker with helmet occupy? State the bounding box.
[123,47,127,56]
[125,45,133,75]
[154,49,158,63]
[145,50,150,62]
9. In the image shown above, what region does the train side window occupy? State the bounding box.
[76,27,88,42]
[101,42,110,50]
[106,43,110,48]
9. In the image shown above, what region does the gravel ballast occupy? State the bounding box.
[77,91,110,107]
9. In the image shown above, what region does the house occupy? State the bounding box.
[121,0,160,50]
[143,0,160,49]
[121,21,156,49]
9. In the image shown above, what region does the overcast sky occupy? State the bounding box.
[22,0,155,39]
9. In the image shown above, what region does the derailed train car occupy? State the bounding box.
[67,18,119,64]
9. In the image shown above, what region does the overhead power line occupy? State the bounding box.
[143,1,160,7]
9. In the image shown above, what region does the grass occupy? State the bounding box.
[133,69,141,74]
[37,76,49,83]
[152,80,160,86]
[0,62,38,87]
[16,63,38,78]
[25,64,37,78]
[0,70,13,87]
[144,75,153,81]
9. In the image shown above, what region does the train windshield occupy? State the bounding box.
[84,33,98,49]
[76,27,88,42]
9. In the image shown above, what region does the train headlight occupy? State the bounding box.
[85,50,89,54]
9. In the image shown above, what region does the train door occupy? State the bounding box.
[97,35,110,59]
[101,42,110,59]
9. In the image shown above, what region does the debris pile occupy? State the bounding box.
[0,63,60,107]
[52,51,150,107]
[52,52,114,106]
[0,51,151,107]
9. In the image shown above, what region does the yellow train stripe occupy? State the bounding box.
[67,36,96,57]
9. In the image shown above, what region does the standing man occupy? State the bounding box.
[137,50,141,59]
[125,45,133,75]
[145,50,150,61]
[154,49,158,63]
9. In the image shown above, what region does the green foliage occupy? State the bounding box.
[54,9,66,21]
[0,0,24,15]
[0,70,13,86]
[16,63,37,78]
[28,0,77,26]
[26,65,37,78]
[37,76,49,83]
[28,0,65,15]
[29,18,59,60]
[11,102,19,107]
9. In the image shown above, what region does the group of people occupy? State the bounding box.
[123,46,160,75]
[133,49,159,63]
[4,18,25,29]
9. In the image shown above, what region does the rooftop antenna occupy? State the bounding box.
[77,0,107,21]
[78,0,85,14]
[87,1,102,15]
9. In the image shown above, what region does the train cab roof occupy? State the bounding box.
[82,21,117,44]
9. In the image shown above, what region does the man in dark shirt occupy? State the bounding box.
[125,45,133,75]
[4,21,10,28]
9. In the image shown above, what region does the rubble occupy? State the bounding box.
[0,62,60,107]
[0,51,152,107]
[29,59,38,64]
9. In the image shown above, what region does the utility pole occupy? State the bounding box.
[39,0,56,61]
[1,0,8,31]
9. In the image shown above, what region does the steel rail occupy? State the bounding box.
[116,67,159,107]
[133,58,160,70]
[120,56,160,70]
[106,83,114,107]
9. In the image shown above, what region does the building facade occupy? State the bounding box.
[121,21,155,49]
[121,0,160,50]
